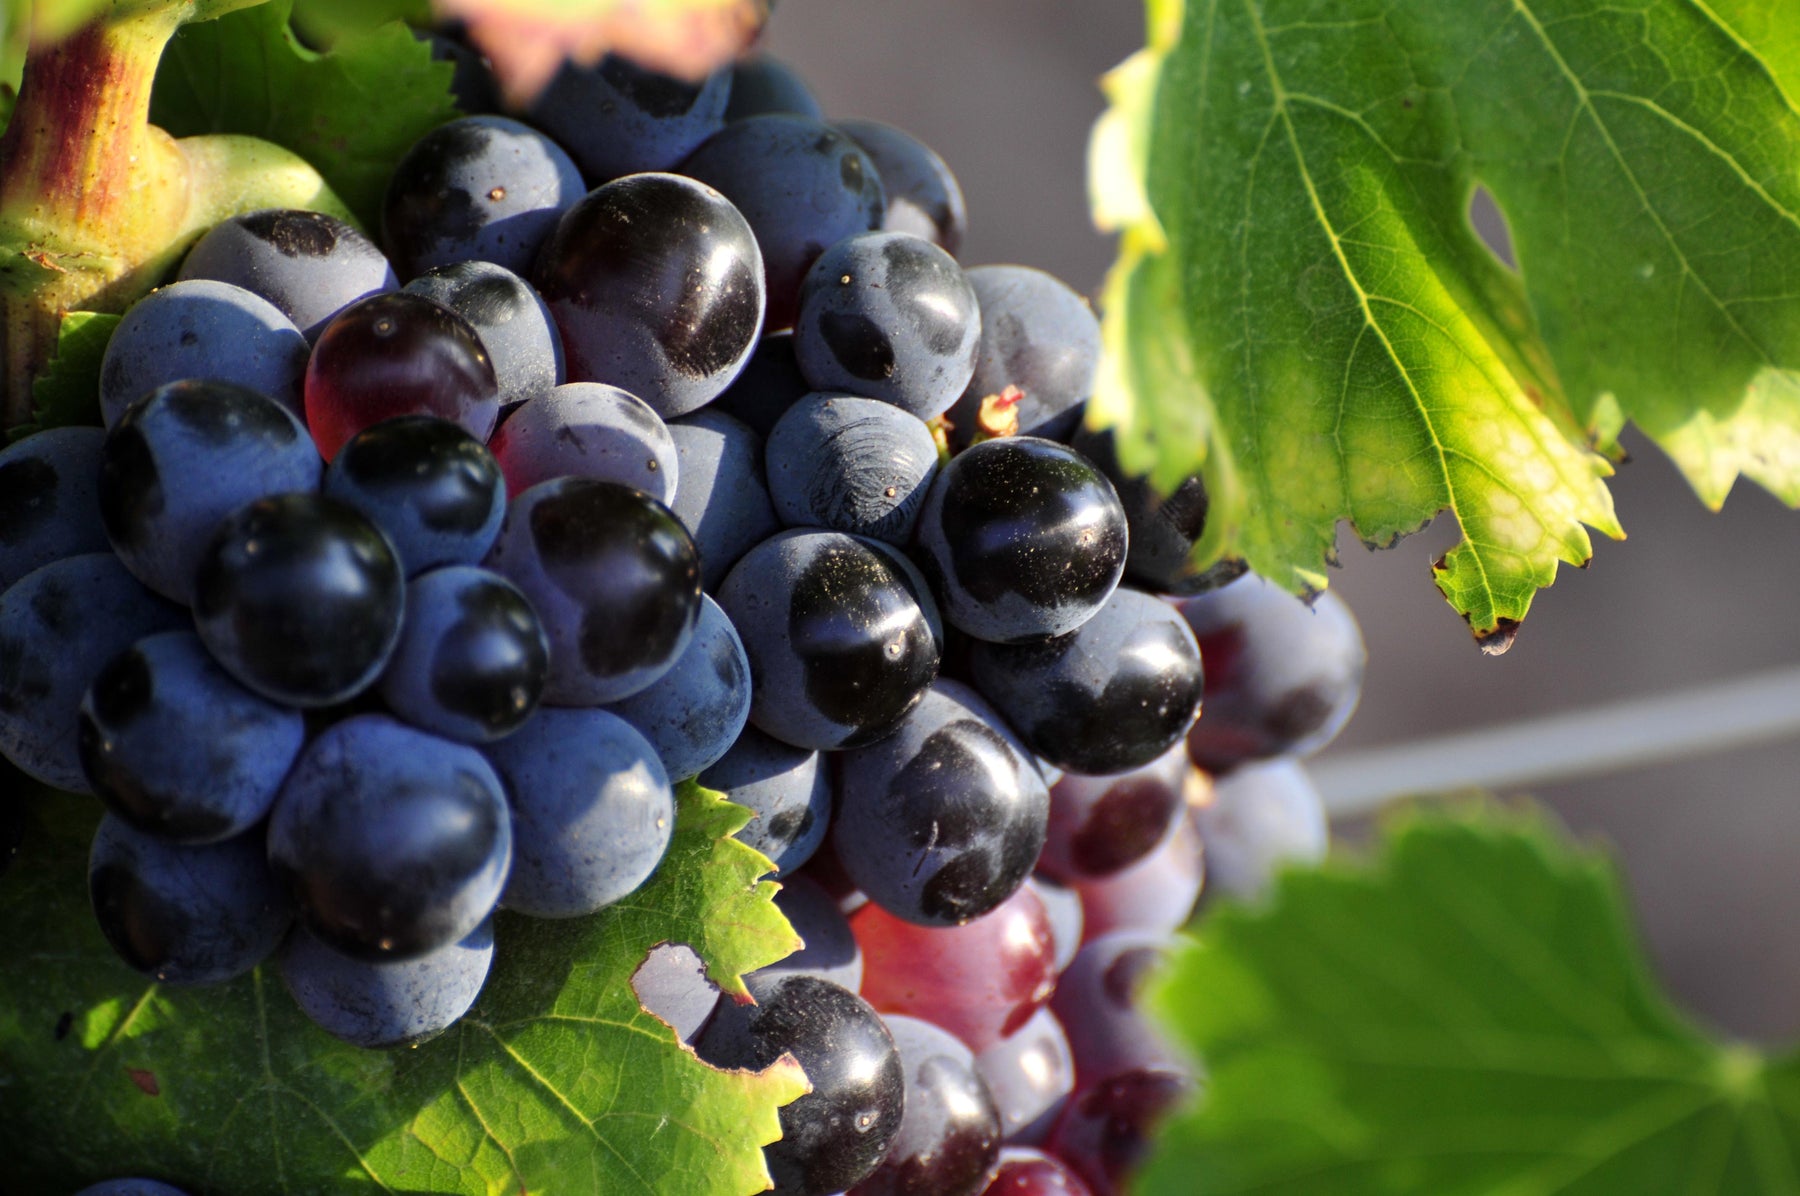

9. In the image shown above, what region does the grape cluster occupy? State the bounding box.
[4,30,1367,1196]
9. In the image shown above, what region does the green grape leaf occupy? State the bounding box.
[0,781,807,1195]
[1143,804,1800,1195]
[149,0,457,229]
[11,311,119,441]
[1094,0,1800,643]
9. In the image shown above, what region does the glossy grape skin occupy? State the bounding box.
[534,172,765,419]
[1037,744,1193,883]
[837,119,967,256]
[752,874,863,990]
[970,589,1204,776]
[605,594,750,780]
[852,1014,1002,1196]
[88,813,291,984]
[485,707,673,917]
[177,208,397,340]
[1178,576,1366,773]
[717,529,942,751]
[976,1010,1077,1147]
[405,261,565,412]
[79,631,305,843]
[323,415,507,577]
[383,115,583,279]
[488,381,677,502]
[852,882,1056,1052]
[269,715,510,960]
[1194,759,1329,901]
[484,477,701,704]
[980,1148,1093,1196]
[282,920,493,1049]
[1075,814,1204,945]
[915,437,1128,644]
[694,973,905,1196]
[679,115,885,330]
[73,1181,193,1196]
[698,725,831,873]
[99,380,322,603]
[193,493,405,708]
[727,56,824,122]
[99,280,310,426]
[1029,876,1085,976]
[378,566,548,744]
[529,54,732,183]
[712,330,810,436]
[1050,932,1186,1087]
[793,232,980,419]
[0,554,186,791]
[1047,1069,1194,1196]
[305,292,500,461]
[0,426,110,592]
[766,393,940,543]
[666,408,782,591]
[834,679,1049,927]
[945,267,1100,449]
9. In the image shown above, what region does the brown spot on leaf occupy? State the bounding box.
[127,1067,160,1096]
[1475,617,1520,657]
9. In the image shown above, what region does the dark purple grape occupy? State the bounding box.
[666,408,782,591]
[717,529,942,750]
[727,56,824,122]
[282,920,493,1049]
[700,724,832,873]
[751,873,863,991]
[914,437,1127,644]
[946,267,1100,449]
[1047,1069,1194,1196]
[694,973,905,1196]
[1037,744,1193,883]
[766,393,940,543]
[0,426,110,593]
[267,714,510,960]
[1178,576,1365,773]
[177,208,397,341]
[88,812,291,984]
[979,1148,1093,1195]
[534,172,765,419]
[853,1014,1002,1196]
[323,414,507,577]
[404,260,565,412]
[712,330,810,436]
[488,381,677,502]
[305,291,500,461]
[1049,932,1186,1088]
[834,679,1048,927]
[73,1181,193,1196]
[1194,758,1329,900]
[483,477,701,704]
[604,593,751,780]
[192,493,405,708]
[836,119,967,256]
[1075,814,1204,944]
[529,54,732,183]
[415,26,501,114]
[976,1009,1076,1146]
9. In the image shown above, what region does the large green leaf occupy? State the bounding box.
[0,781,807,1194]
[1142,805,1800,1195]
[1093,0,1800,643]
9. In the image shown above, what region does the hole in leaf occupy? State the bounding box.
[1468,184,1516,269]
[632,942,724,1044]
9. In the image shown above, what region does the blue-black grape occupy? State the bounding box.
[323,414,507,577]
[378,565,549,743]
[833,679,1048,927]
[836,119,967,256]
[975,1006,1076,1146]
[752,873,862,990]
[79,630,306,843]
[88,812,291,984]
[678,114,884,330]
[193,493,406,708]
[383,115,584,279]
[99,280,310,426]
[281,920,494,1049]
[698,724,831,873]
[711,330,810,436]
[0,554,185,791]
[483,477,701,704]
[693,972,905,1196]
[717,529,941,750]
[1194,759,1328,900]
[0,426,110,592]
[405,260,565,412]
[1037,744,1193,883]
[534,172,765,419]
[487,381,678,503]
[666,408,781,591]
[946,266,1100,448]
[604,594,750,781]
[726,56,824,122]
[177,208,397,340]
[857,1013,1002,1196]
[99,379,322,604]
[970,588,1203,776]
[268,714,511,960]
[529,54,732,183]
[73,1182,193,1196]
[415,26,501,114]
[914,436,1127,644]
[793,232,980,419]
[765,393,939,543]
[484,706,673,917]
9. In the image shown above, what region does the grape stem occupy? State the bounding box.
[1307,664,1800,816]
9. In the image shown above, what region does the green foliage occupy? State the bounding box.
[1143,805,1800,1194]
[150,0,457,229]
[0,782,807,1195]
[1094,0,1800,640]
[13,311,119,441]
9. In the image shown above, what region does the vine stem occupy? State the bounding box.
[1307,664,1800,817]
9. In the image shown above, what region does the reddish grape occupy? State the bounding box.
[975,1006,1076,1145]
[1049,932,1185,1088]
[1074,812,1203,944]
[1047,1069,1194,1196]
[852,882,1057,1052]
[1028,876,1085,976]
[305,292,499,461]
[980,1148,1094,1195]
[1037,744,1194,884]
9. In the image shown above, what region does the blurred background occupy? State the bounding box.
[762,0,1800,1043]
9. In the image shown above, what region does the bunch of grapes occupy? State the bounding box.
[1,29,1366,1196]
